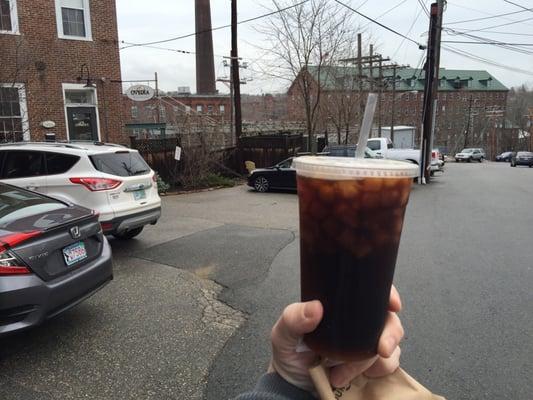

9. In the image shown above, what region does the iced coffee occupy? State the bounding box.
[294,156,418,361]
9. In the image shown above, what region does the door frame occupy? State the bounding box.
[62,83,101,141]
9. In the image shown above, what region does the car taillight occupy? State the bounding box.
[0,230,41,276]
[432,151,437,159]
[100,222,113,232]
[70,177,122,191]
[152,173,157,183]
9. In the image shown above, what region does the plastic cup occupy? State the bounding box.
[293,156,418,361]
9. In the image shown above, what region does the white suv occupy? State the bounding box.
[0,142,161,239]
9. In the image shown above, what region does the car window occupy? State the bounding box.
[367,141,380,151]
[0,185,65,226]
[89,151,151,177]
[1,151,45,179]
[278,159,293,168]
[46,152,80,175]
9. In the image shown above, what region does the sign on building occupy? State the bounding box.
[125,85,155,102]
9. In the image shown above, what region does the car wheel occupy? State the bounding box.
[455,159,459,162]
[511,162,516,167]
[113,226,144,240]
[467,157,472,163]
[254,176,269,192]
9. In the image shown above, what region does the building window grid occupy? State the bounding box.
[61,7,86,37]
[55,0,92,40]
[219,104,225,114]
[0,0,17,33]
[0,85,26,142]
[131,106,138,119]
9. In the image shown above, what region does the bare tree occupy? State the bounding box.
[258,0,358,153]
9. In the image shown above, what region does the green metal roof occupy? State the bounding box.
[306,66,508,92]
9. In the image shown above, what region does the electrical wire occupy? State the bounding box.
[120,0,310,50]
[444,28,533,55]
[446,0,533,29]
[502,0,533,12]
[445,7,533,25]
[442,40,533,46]
[392,6,425,59]
[442,45,533,76]
[417,0,430,17]
[459,15,533,32]
[477,30,533,36]
[360,0,410,30]
[333,0,425,49]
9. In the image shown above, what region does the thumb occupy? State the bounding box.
[271,300,323,350]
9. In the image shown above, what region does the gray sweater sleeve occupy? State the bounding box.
[233,373,316,400]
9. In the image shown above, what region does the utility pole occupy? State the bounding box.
[357,33,364,128]
[231,0,242,150]
[390,64,397,143]
[378,57,383,137]
[420,0,444,184]
[464,95,472,148]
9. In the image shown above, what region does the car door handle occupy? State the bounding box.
[25,185,39,191]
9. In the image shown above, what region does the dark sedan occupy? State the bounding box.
[0,183,112,337]
[496,151,513,162]
[247,158,296,192]
[247,148,380,192]
[511,151,533,167]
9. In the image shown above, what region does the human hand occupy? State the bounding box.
[269,286,404,392]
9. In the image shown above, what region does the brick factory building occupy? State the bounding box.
[287,66,508,154]
[123,92,232,137]
[1,0,125,143]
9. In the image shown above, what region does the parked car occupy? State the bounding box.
[496,151,513,162]
[455,148,484,162]
[0,142,161,239]
[0,182,112,337]
[247,157,297,192]
[366,138,442,174]
[247,148,379,192]
[511,151,533,167]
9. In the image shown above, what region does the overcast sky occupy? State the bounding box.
[116,0,533,94]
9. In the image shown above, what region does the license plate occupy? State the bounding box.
[63,242,87,266]
[133,189,146,200]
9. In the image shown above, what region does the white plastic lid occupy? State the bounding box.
[293,156,419,180]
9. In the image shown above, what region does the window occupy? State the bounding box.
[159,107,166,120]
[207,105,213,114]
[89,152,150,177]
[196,104,203,113]
[65,89,95,105]
[55,0,91,40]
[131,105,138,119]
[2,151,44,179]
[0,0,18,34]
[219,104,225,114]
[0,84,28,142]
[45,152,80,175]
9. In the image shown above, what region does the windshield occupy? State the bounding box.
[517,152,533,156]
[90,151,151,177]
[461,149,473,153]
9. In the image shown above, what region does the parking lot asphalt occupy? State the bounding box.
[1,161,532,400]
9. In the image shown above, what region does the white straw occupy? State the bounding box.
[355,93,378,159]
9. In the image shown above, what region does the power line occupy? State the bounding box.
[333,0,426,49]
[460,15,533,32]
[444,28,533,55]
[417,0,431,17]
[446,0,533,28]
[478,30,533,36]
[120,0,310,50]
[361,0,410,30]
[442,45,533,76]
[445,7,533,25]
[442,40,533,46]
[392,6,425,59]
[502,0,533,12]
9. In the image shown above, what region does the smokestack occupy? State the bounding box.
[195,0,217,94]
